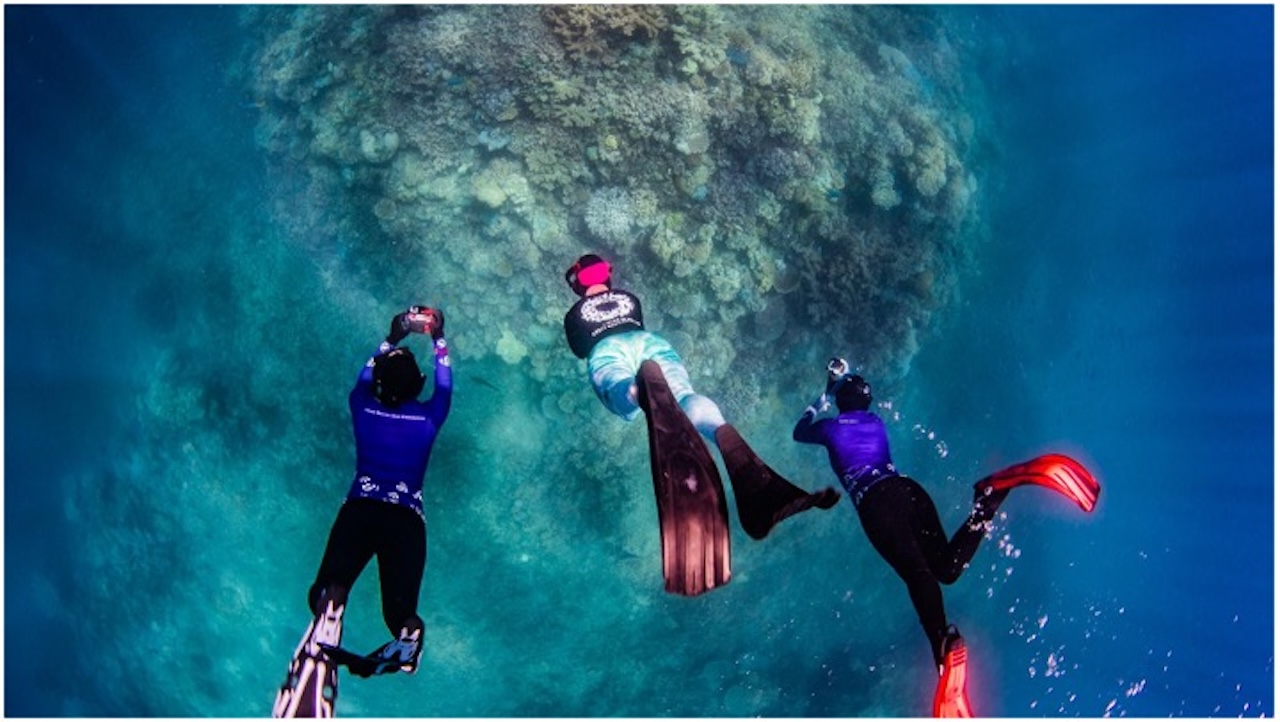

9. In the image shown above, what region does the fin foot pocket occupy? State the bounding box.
[373,618,424,675]
[932,628,973,718]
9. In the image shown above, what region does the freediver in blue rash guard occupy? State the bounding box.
[563,253,839,596]
[793,358,1100,717]
[274,306,451,718]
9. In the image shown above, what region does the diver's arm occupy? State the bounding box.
[424,335,453,423]
[792,392,831,443]
[423,309,452,423]
[356,341,395,389]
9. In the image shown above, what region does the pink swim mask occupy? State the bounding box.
[576,261,612,288]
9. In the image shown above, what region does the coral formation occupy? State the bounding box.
[496,328,530,365]
[543,5,671,64]
[584,186,659,250]
[240,3,988,499]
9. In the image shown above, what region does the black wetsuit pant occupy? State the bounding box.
[309,497,426,636]
[855,475,1005,665]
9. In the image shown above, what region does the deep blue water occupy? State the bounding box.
[909,6,1274,716]
[5,5,1272,717]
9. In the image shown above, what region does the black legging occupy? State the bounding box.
[308,497,426,635]
[855,476,1006,664]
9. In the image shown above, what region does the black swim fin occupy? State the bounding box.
[318,643,411,679]
[319,617,423,678]
[318,643,384,679]
[273,586,345,718]
[636,360,732,596]
[715,424,841,540]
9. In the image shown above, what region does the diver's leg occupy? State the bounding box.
[308,500,379,615]
[587,332,649,421]
[858,480,951,665]
[374,504,427,636]
[587,330,728,435]
[645,343,726,442]
[278,501,374,718]
[937,487,1010,583]
[898,473,1010,584]
[371,503,427,674]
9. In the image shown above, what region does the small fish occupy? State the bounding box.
[470,375,499,391]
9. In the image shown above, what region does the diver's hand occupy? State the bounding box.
[387,311,415,345]
[403,305,436,334]
[827,357,849,379]
[422,307,445,340]
[804,393,831,418]
[825,357,850,393]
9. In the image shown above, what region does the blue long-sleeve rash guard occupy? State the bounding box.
[346,338,453,519]
[793,408,897,506]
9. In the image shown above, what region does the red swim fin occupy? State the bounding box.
[932,631,973,718]
[976,453,1100,513]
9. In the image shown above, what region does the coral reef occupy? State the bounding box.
[241,5,985,403]
[239,2,987,503]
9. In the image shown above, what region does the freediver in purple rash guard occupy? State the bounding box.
[793,359,1099,717]
[274,306,451,718]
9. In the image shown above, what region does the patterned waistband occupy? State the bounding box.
[347,475,425,521]
[842,464,898,507]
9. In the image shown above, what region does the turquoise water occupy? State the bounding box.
[5,5,1272,717]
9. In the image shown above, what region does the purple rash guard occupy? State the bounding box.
[793,409,897,506]
[346,338,453,519]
